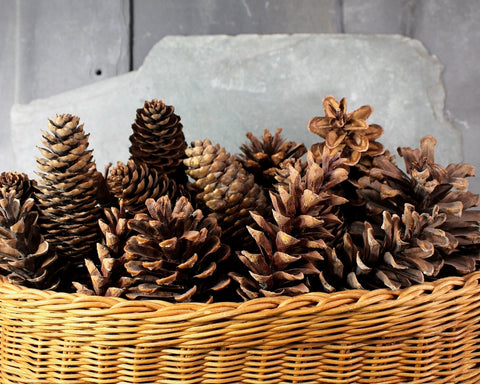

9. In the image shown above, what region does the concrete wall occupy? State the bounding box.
[1,0,479,189]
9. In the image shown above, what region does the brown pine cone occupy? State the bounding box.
[341,204,457,290]
[0,172,36,201]
[123,196,231,302]
[238,128,306,188]
[34,114,101,279]
[74,202,132,297]
[0,194,60,290]
[184,139,270,249]
[129,99,187,180]
[230,151,349,299]
[308,95,384,165]
[107,159,187,216]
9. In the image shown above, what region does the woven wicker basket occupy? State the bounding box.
[1,272,480,384]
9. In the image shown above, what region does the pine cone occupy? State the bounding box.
[129,99,187,181]
[341,204,455,290]
[0,194,59,290]
[0,171,35,201]
[184,139,234,192]
[230,151,349,299]
[308,95,384,165]
[238,128,306,188]
[123,196,231,302]
[355,135,480,278]
[74,202,131,297]
[107,159,186,216]
[273,157,308,190]
[34,114,101,278]
[184,139,270,249]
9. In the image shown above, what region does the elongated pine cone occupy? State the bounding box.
[129,99,187,181]
[107,159,187,216]
[308,95,384,165]
[0,172,35,201]
[184,139,270,249]
[123,196,231,302]
[230,150,349,299]
[34,114,101,277]
[0,194,59,290]
[238,128,306,188]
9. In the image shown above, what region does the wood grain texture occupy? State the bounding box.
[0,0,17,170]
[131,0,342,69]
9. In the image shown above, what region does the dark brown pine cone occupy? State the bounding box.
[129,99,187,181]
[34,114,102,282]
[123,196,231,302]
[0,194,60,290]
[106,159,187,216]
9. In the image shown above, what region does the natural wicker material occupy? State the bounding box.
[1,273,480,383]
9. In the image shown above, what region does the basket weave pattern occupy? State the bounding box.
[1,272,480,383]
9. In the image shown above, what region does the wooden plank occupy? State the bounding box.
[132,0,342,69]
[0,0,17,171]
[14,0,131,103]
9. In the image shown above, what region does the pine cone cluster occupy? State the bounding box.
[0,95,479,304]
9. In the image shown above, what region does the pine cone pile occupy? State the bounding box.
[0,95,478,303]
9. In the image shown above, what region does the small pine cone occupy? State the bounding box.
[308,95,384,165]
[341,204,455,290]
[0,171,36,201]
[74,202,132,297]
[34,114,101,276]
[129,99,187,179]
[199,161,269,245]
[0,195,60,290]
[124,196,231,302]
[184,139,270,249]
[184,139,234,191]
[273,157,307,189]
[238,128,306,188]
[107,160,186,216]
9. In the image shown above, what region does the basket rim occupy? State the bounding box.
[2,271,480,320]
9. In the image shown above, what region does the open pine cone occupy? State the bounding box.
[238,128,306,188]
[230,150,349,299]
[0,194,60,290]
[308,95,385,166]
[0,172,35,201]
[123,196,231,302]
[356,135,480,278]
[74,202,131,297]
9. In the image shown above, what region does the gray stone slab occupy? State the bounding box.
[132,0,341,69]
[11,34,461,179]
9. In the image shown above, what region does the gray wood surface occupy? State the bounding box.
[14,0,130,103]
[0,1,17,170]
[131,0,341,69]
